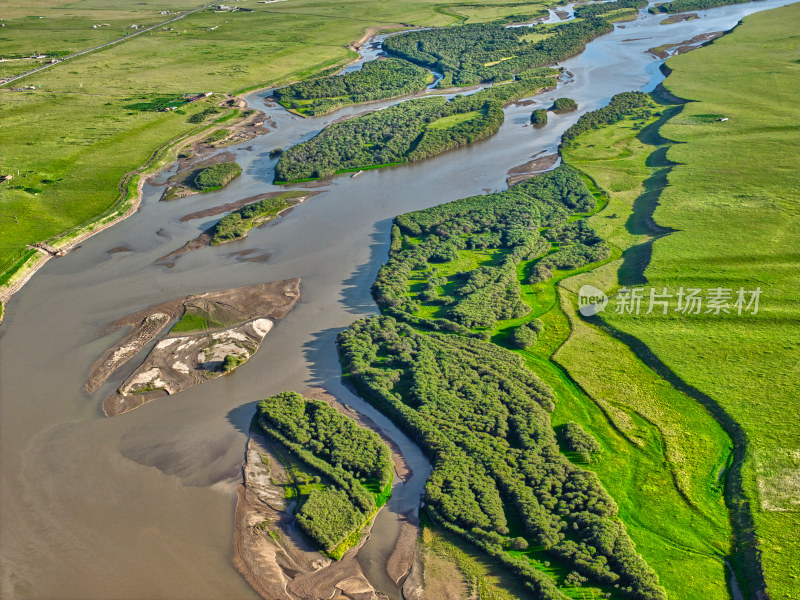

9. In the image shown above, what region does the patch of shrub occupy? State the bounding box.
[192,161,241,191]
[550,97,577,113]
[531,109,548,125]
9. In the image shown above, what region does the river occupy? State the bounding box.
[0,0,794,597]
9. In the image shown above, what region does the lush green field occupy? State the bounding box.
[587,6,800,598]
[557,105,734,600]
[0,0,553,311]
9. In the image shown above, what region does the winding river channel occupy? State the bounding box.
[0,0,796,597]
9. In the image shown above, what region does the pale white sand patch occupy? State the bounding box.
[250,318,273,338]
[155,337,181,350]
[213,330,249,342]
[172,361,191,374]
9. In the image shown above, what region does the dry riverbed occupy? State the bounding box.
[87,279,301,416]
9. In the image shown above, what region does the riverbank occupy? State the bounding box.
[0,100,268,323]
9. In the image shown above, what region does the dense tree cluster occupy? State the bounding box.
[562,92,653,145]
[273,59,431,116]
[574,0,647,18]
[560,422,603,463]
[295,488,364,550]
[550,97,577,113]
[372,166,607,330]
[338,317,666,599]
[383,19,614,86]
[274,73,555,182]
[259,392,393,487]
[530,220,609,282]
[654,0,750,13]
[511,319,543,349]
[257,392,393,551]
[210,195,291,244]
[192,161,241,191]
[531,108,548,125]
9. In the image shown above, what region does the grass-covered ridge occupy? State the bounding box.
[257,392,392,557]
[274,58,432,116]
[274,70,556,182]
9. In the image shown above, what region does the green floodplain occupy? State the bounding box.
[265,5,798,599]
[1,0,798,598]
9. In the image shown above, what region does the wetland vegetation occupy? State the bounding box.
[273,58,431,116]
[549,98,577,113]
[274,70,557,182]
[257,392,393,557]
[340,163,670,600]
[383,19,614,87]
[192,161,241,191]
[209,191,306,245]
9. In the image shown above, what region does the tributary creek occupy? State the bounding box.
[0,0,795,597]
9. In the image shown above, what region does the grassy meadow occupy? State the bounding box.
[557,5,800,597]
[556,109,734,599]
[605,6,800,597]
[0,0,551,309]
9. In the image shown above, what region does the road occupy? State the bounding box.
[0,2,214,87]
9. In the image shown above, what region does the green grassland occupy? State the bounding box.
[0,0,203,73]
[557,109,734,599]
[0,0,552,312]
[584,6,799,598]
[428,109,484,129]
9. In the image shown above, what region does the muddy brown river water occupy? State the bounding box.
[1,1,795,597]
